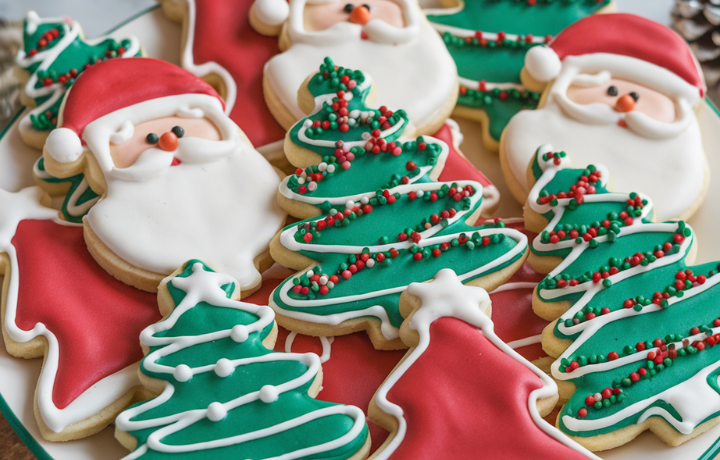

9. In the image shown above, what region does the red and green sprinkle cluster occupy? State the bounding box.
[542,225,690,291]
[290,219,506,299]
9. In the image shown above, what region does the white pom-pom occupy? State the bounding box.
[525,46,561,83]
[45,127,84,163]
[253,0,289,26]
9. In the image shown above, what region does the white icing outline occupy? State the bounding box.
[115,262,366,457]
[16,12,141,139]
[0,187,140,433]
[528,147,720,436]
[371,269,600,459]
[285,332,334,364]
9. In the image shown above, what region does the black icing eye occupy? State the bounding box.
[343,3,354,13]
[362,3,371,11]
[606,86,618,97]
[171,126,185,138]
[629,92,640,102]
[146,133,158,144]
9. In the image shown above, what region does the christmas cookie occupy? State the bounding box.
[368,269,597,459]
[0,186,162,441]
[268,58,528,349]
[158,0,287,148]
[526,146,720,451]
[424,0,613,152]
[252,0,459,136]
[501,13,709,222]
[41,57,286,295]
[115,260,370,460]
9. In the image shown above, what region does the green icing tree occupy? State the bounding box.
[270,57,528,350]
[425,0,610,146]
[17,12,142,221]
[526,146,720,450]
[115,260,369,460]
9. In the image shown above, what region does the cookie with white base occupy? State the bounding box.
[501,13,709,222]
[251,0,459,136]
[42,57,286,295]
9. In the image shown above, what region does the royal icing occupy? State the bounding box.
[0,187,161,435]
[270,59,527,346]
[16,12,141,140]
[528,146,720,447]
[263,0,457,132]
[370,269,599,459]
[423,0,608,145]
[116,261,369,459]
[33,157,99,223]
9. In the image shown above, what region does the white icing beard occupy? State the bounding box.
[265,19,456,127]
[503,99,706,222]
[86,136,285,291]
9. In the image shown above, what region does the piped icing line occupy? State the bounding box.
[527,145,720,440]
[458,77,526,91]
[33,158,100,222]
[116,261,368,459]
[178,0,236,114]
[285,332,334,364]
[272,58,528,343]
[0,187,137,433]
[424,20,549,44]
[16,12,141,135]
[370,269,600,459]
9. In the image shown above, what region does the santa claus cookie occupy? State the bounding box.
[115,260,370,460]
[525,146,720,451]
[251,0,458,136]
[424,0,613,152]
[368,269,598,459]
[41,57,286,295]
[268,58,528,350]
[501,13,709,222]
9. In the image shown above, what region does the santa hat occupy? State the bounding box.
[525,14,705,100]
[45,58,227,170]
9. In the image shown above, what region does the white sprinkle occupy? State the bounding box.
[308,181,317,191]
[327,164,336,173]
[319,162,327,171]
[360,196,369,204]
[366,259,375,268]
[345,200,355,210]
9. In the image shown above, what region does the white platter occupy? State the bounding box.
[1,4,720,460]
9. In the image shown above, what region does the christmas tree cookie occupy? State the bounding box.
[17,11,142,221]
[270,58,529,350]
[424,0,613,152]
[368,269,596,459]
[526,145,720,450]
[115,260,370,460]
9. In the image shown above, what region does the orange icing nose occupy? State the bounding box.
[350,5,371,25]
[615,94,635,113]
[158,132,178,151]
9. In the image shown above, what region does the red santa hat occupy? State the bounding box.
[524,13,705,99]
[45,57,225,165]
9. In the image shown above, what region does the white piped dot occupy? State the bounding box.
[173,364,193,382]
[231,325,249,343]
[207,402,227,422]
[214,358,234,378]
[259,385,279,403]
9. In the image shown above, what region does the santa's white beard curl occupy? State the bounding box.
[265,19,456,127]
[503,97,706,222]
[86,136,285,291]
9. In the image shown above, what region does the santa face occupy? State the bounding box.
[86,114,285,292]
[503,70,706,221]
[304,0,405,32]
[266,0,457,130]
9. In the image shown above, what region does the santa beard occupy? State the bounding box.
[503,100,706,222]
[265,20,456,128]
[86,136,284,291]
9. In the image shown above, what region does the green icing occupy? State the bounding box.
[35,157,99,223]
[118,260,368,459]
[456,84,538,140]
[426,0,609,141]
[528,149,720,439]
[19,14,142,132]
[273,58,527,338]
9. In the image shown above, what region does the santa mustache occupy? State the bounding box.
[553,93,694,141]
[107,136,238,182]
